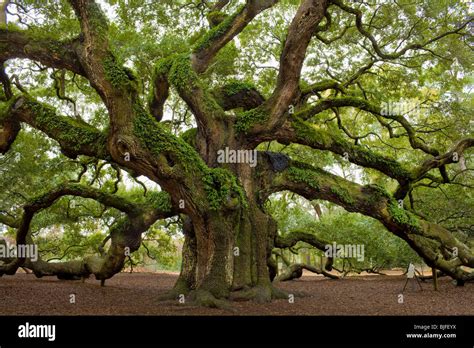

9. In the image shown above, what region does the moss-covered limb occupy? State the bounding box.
[146,190,175,218]
[157,54,224,131]
[235,105,269,134]
[0,181,174,278]
[148,56,173,120]
[150,55,226,138]
[67,0,138,120]
[168,54,199,93]
[102,54,137,90]
[0,213,20,228]
[132,102,208,173]
[206,10,227,27]
[5,96,108,159]
[269,160,474,281]
[274,116,472,201]
[202,167,248,210]
[275,116,414,184]
[192,1,278,73]
[27,182,145,216]
[0,27,84,75]
[1,3,134,138]
[298,96,378,120]
[212,80,265,111]
[132,104,247,211]
[10,181,171,223]
[180,127,198,148]
[271,160,367,212]
[298,96,439,156]
[22,214,151,281]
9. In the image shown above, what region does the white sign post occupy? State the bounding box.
[402,263,423,292]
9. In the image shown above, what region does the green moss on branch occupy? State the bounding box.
[330,186,355,205]
[287,166,320,190]
[207,11,227,27]
[103,54,136,89]
[168,54,199,92]
[193,6,244,52]
[388,201,420,232]
[133,103,248,210]
[154,56,175,77]
[181,128,198,147]
[235,106,268,133]
[133,102,205,171]
[147,191,172,212]
[203,168,247,210]
[26,99,106,153]
[221,80,255,96]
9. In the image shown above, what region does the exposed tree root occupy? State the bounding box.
[271,285,290,300]
[188,289,233,310]
[230,284,289,302]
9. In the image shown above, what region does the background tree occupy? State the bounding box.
[0,0,472,306]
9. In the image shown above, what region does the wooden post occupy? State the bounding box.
[432,268,438,291]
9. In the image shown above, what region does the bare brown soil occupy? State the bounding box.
[0,272,472,315]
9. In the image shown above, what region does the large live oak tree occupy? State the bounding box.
[0,0,472,306]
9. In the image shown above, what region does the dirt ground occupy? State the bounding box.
[0,272,472,315]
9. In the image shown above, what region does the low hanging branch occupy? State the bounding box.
[275,230,334,271]
[274,263,339,282]
[266,159,474,283]
[0,181,177,280]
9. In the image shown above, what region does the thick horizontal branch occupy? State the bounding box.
[29,183,140,216]
[0,181,176,277]
[275,230,331,253]
[267,159,474,281]
[0,96,108,158]
[266,111,472,199]
[299,79,343,101]
[0,27,84,75]
[272,116,414,184]
[274,263,338,281]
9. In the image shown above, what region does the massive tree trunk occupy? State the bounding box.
[168,177,281,303]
